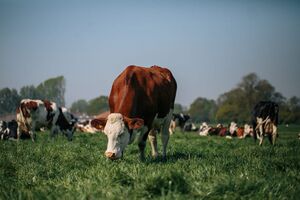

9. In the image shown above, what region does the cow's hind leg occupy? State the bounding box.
[161,125,170,160]
[272,125,278,145]
[148,129,158,158]
[161,110,172,160]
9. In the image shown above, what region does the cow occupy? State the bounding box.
[91,65,177,160]
[76,120,99,134]
[229,122,238,136]
[183,122,199,132]
[172,113,190,132]
[0,120,21,140]
[16,99,77,141]
[199,122,211,136]
[0,120,8,140]
[252,101,279,145]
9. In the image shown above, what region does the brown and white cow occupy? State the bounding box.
[16,99,77,141]
[91,65,177,160]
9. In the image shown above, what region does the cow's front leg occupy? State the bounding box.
[138,130,149,161]
[148,129,158,158]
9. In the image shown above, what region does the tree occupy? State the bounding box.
[86,96,109,116]
[36,76,66,106]
[282,96,300,124]
[20,85,40,100]
[173,103,185,114]
[70,99,88,113]
[188,97,217,123]
[0,88,20,115]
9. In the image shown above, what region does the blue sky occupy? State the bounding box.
[1,0,300,107]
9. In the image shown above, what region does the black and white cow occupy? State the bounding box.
[0,120,19,140]
[252,101,279,145]
[172,113,190,132]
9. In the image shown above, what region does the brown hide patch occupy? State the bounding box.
[42,100,53,112]
[42,100,55,122]
[124,116,144,130]
[91,118,107,130]
[219,128,228,137]
[237,128,244,137]
[25,101,38,110]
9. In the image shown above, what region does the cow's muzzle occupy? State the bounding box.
[105,152,117,160]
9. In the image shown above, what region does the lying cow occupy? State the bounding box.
[199,122,211,136]
[17,99,77,141]
[252,101,279,145]
[91,65,177,160]
[76,120,99,134]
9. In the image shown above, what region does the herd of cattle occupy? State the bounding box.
[0,65,285,160]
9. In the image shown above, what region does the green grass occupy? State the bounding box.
[1,125,300,199]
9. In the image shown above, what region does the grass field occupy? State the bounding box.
[1,125,300,199]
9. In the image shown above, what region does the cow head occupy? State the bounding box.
[91,113,144,160]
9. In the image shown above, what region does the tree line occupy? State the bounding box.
[1,73,299,124]
[0,76,65,115]
[186,73,300,124]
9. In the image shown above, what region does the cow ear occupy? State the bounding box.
[124,117,144,130]
[91,118,107,130]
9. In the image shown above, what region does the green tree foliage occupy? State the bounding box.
[36,76,66,106]
[188,97,217,123]
[86,96,109,116]
[280,96,300,124]
[70,99,88,113]
[173,103,185,114]
[20,85,40,100]
[0,88,20,115]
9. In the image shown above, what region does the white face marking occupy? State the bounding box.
[104,113,130,159]
[229,122,237,134]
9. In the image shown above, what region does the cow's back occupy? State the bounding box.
[109,65,177,127]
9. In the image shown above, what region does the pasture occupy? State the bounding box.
[1,125,300,199]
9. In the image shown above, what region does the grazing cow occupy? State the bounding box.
[91,65,177,160]
[172,113,190,131]
[252,101,279,145]
[17,99,77,141]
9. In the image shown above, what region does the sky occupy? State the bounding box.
[1,0,300,107]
